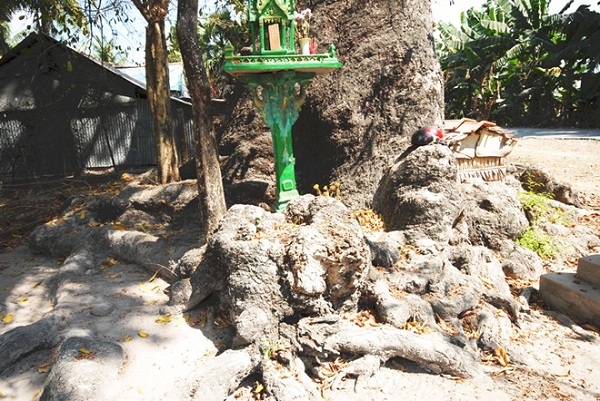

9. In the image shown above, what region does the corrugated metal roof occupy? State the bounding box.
[117,63,189,98]
[0,33,191,106]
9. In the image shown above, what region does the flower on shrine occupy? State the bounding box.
[294,8,312,39]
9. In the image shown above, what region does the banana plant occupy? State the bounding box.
[437,0,600,127]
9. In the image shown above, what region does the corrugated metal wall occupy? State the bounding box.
[0,99,195,180]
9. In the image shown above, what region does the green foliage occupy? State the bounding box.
[517,171,574,226]
[168,4,250,97]
[517,226,562,259]
[516,187,572,259]
[262,338,290,360]
[437,0,600,128]
[92,35,126,65]
[198,6,249,97]
[517,189,569,224]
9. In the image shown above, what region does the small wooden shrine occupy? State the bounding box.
[444,118,518,182]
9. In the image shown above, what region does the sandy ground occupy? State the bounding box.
[0,138,599,400]
[509,137,600,197]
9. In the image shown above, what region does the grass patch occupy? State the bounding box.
[517,187,571,259]
[516,226,562,260]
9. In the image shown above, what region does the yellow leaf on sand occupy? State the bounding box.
[138,331,149,338]
[124,335,132,342]
[78,347,93,355]
[253,382,264,394]
[493,345,510,367]
[155,315,172,324]
[16,298,28,304]
[2,314,13,324]
[139,283,147,292]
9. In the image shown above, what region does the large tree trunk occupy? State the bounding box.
[176,0,226,237]
[145,18,180,184]
[219,0,444,209]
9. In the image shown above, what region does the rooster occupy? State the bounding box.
[411,126,445,146]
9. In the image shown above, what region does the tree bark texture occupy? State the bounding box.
[135,0,180,184]
[177,0,226,237]
[219,0,444,209]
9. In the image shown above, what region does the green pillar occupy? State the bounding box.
[239,71,315,210]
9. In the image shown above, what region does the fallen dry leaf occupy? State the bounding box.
[138,331,149,338]
[556,370,571,378]
[1,314,13,324]
[111,222,127,230]
[124,335,132,342]
[74,347,97,360]
[352,209,386,232]
[148,271,159,283]
[389,358,406,371]
[36,362,52,374]
[493,345,510,367]
[344,310,381,327]
[402,320,433,334]
[479,276,495,289]
[213,314,232,329]
[155,315,172,324]
[78,347,93,355]
[253,382,264,394]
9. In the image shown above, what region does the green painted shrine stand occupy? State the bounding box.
[223,0,341,210]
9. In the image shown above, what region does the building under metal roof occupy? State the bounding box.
[0,33,194,181]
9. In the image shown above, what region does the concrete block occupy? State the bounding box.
[577,254,600,287]
[539,272,600,326]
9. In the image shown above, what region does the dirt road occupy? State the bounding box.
[509,137,600,196]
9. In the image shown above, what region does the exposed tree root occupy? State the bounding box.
[182,349,258,401]
[297,318,483,379]
[40,336,125,401]
[0,314,64,373]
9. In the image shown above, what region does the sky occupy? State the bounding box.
[8,0,600,65]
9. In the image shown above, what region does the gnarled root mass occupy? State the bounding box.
[3,156,597,400]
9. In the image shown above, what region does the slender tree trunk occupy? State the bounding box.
[145,19,180,183]
[176,0,226,237]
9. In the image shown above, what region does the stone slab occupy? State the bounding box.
[539,272,600,326]
[577,254,600,287]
